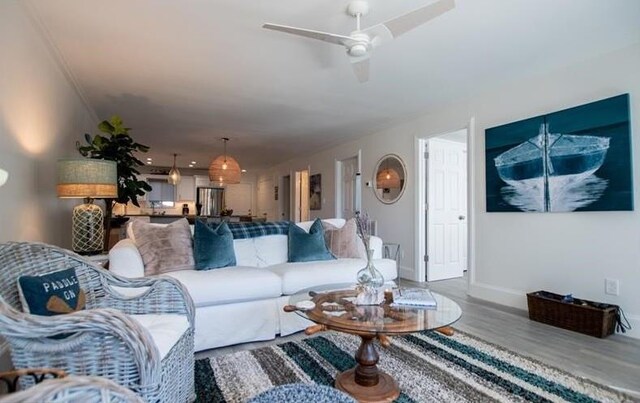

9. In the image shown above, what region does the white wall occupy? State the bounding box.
[261,42,640,338]
[0,2,97,249]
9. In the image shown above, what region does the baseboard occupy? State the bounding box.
[469,282,640,340]
[398,265,416,282]
[622,314,640,339]
[468,281,528,310]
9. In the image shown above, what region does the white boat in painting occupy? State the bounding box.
[494,123,610,211]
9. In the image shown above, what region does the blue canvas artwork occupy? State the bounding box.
[485,94,632,212]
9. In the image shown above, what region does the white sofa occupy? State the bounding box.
[109,218,397,352]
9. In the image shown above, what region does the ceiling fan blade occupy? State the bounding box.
[377,0,455,39]
[351,57,370,83]
[263,23,355,47]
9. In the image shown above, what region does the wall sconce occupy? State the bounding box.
[0,169,8,187]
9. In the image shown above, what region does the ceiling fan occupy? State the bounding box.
[263,0,455,83]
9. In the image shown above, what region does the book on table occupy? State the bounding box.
[391,288,437,308]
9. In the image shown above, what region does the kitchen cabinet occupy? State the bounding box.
[177,176,195,201]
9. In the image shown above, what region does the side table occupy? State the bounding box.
[86,253,109,269]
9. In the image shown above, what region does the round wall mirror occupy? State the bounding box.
[373,154,407,204]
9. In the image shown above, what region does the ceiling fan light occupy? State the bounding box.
[349,44,368,57]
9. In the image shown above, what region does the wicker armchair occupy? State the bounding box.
[0,242,195,402]
[0,376,144,403]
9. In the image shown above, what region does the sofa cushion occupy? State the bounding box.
[233,238,260,267]
[131,218,194,275]
[254,235,288,267]
[288,219,335,263]
[165,268,282,307]
[323,218,366,259]
[296,218,345,232]
[194,221,236,270]
[268,258,398,295]
[130,314,189,359]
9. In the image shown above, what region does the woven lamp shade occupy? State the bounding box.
[57,159,118,198]
[376,168,401,189]
[208,155,241,185]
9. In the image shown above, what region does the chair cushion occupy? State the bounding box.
[165,268,282,307]
[17,268,86,315]
[268,258,398,295]
[131,218,194,275]
[323,218,366,259]
[194,221,236,270]
[129,314,189,360]
[288,219,335,263]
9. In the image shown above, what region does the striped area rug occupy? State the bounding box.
[195,330,631,402]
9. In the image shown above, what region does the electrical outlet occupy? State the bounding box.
[605,278,620,296]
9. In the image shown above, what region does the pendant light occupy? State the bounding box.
[376,159,401,189]
[209,138,241,185]
[168,153,181,185]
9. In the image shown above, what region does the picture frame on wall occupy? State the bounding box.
[310,174,321,210]
[485,94,632,212]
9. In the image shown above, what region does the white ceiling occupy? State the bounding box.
[28,0,640,169]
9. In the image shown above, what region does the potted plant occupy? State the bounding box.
[77,115,152,250]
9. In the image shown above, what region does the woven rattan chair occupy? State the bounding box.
[0,242,195,402]
[0,376,144,403]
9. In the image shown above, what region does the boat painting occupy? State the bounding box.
[494,124,610,212]
[486,94,632,212]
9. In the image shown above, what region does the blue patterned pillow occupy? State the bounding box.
[17,268,86,316]
[194,220,237,270]
[288,219,336,262]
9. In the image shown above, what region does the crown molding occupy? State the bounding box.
[19,0,100,124]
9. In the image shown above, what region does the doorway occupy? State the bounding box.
[294,169,309,222]
[281,175,291,221]
[418,129,469,282]
[336,154,361,219]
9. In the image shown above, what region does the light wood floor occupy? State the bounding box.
[197,275,640,398]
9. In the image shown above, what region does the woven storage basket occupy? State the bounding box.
[527,291,617,338]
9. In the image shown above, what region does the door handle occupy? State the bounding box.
[458,215,466,220]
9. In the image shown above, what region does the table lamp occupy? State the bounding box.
[57,158,118,255]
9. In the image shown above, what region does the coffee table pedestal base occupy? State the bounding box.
[336,369,399,403]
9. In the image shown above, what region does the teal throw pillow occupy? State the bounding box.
[194,220,237,270]
[18,268,86,316]
[288,219,336,263]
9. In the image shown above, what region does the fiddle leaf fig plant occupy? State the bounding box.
[77,115,152,250]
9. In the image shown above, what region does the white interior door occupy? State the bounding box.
[338,157,358,219]
[427,138,467,281]
[257,178,274,220]
[225,183,253,215]
[293,170,309,222]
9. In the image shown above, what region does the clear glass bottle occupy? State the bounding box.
[357,248,385,289]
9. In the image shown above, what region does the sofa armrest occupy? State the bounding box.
[109,239,145,278]
[370,236,383,259]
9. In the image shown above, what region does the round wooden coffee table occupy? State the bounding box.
[286,284,462,403]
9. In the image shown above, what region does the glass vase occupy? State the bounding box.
[357,248,385,289]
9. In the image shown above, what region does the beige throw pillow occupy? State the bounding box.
[323,218,366,259]
[131,218,195,276]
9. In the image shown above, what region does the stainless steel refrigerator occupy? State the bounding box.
[197,187,225,216]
